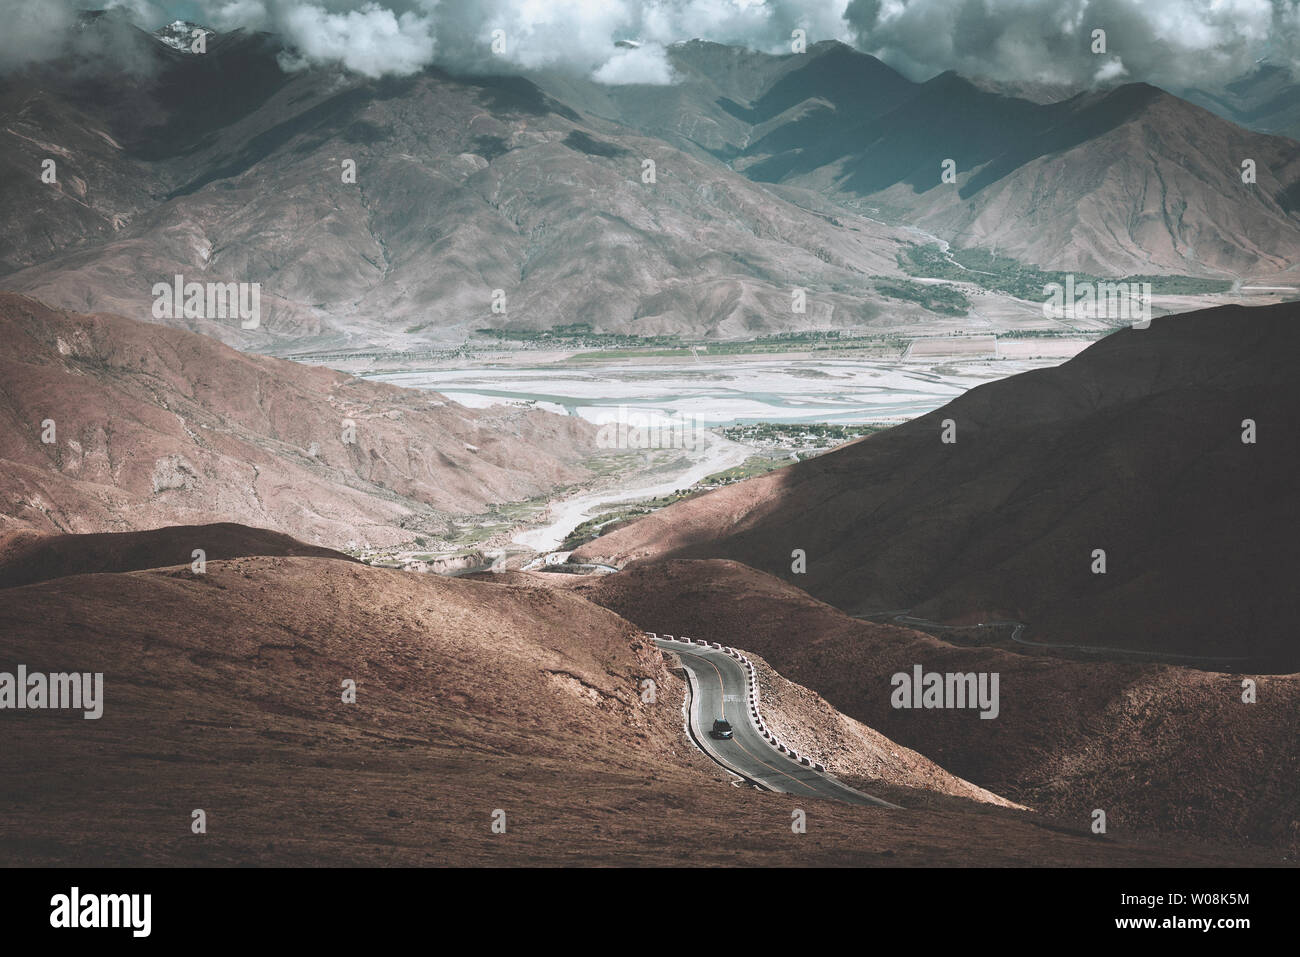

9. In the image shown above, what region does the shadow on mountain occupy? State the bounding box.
[576,301,1300,671]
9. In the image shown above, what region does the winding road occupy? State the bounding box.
[656,639,896,808]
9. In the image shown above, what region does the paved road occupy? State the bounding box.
[656,639,896,808]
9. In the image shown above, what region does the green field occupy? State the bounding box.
[873,278,971,316]
[899,243,1234,301]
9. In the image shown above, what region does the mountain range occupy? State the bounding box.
[575,300,1300,671]
[1185,61,1300,141]
[551,41,1300,277]
[1,15,1298,353]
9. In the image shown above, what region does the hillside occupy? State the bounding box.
[569,559,1300,855]
[0,293,593,547]
[574,301,1300,669]
[0,522,353,589]
[0,541,1273,865]
[4,28,1299,351]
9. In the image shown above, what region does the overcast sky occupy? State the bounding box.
[3,0,1298,89]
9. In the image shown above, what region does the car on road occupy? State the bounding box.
[710,718,733,739]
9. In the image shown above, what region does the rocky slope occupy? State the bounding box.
[0,533,1273,866]
[3,25,1298,350]
[571,559,1300,856]
[562,41,1300,278]
[575,301,1300,670]
[0,293,594,547]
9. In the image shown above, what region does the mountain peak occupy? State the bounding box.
[155,20,216,52]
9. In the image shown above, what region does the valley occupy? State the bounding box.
[0,4,1296,881]
[346,340,1086,567]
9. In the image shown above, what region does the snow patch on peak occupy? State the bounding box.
[155,21,213,53]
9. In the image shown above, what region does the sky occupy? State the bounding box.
[2,0,1298,90]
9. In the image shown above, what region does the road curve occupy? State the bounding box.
[656,639,896,808]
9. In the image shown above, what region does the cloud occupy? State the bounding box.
[273,3,436,78]
[592,42,677,84]
[217,0,851,81]
[1092,57,1128,84]
[0,0,166,74]
[5,0,1299,91]
[0,1,74,70]
[844,0,1297,91]
[207,0,270,31]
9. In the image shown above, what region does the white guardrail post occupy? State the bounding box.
[653,632,832,777]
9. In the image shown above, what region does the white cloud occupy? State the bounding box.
[1093,58,1129,84]
[0,0,78,70]
[209,0,271,31]
[845,0,1298,90]
[275,3,436,78]
[592,42,676,83]
[7,0,1300,89]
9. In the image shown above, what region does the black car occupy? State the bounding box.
[709,718,733,739]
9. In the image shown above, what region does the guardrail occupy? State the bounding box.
[647,632,826,774]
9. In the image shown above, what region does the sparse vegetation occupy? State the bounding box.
[873,278,971,316]
[721,422,884,449]
[476,324,680,350]
[700,454,795,484]
[900,243,1234,301]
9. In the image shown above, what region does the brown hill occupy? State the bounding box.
[0,522,353,589]
[0,545,1271,865]
[569,559,1300,856]
[574,301,1300,669]
[808,76,1300,276]
[0,292,593,547]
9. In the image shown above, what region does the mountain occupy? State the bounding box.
[154,20,212,54]
[0,293,594,547]
[570,558,1300,855]
[1184,62,1300,141]
[4,27,1298,352]
[533,40,918,164]
[574,42,1300,278]
[841,76,1300,277]
[0,530,1271,865]
[0,22,933,351]
[574,300,1300,670]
